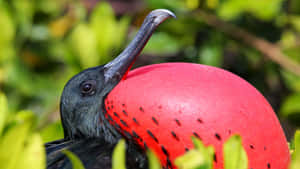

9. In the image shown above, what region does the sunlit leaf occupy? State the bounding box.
[89,2,129,64]
[186,0,199,10]
[0,123,30,169]
[0,4,15,44]
[192,137,214,169]
[14,110,37,124]
[290,130,300,169]
[36,0,65,15]
[218,0,245,20]
[14,134,46,169]
[68,23,98,68]
[280,93,300,124]
[280,31,297,49]
[147,150,161,169]
[40,121,64,143]
[175,137,214,169]
[63,150,85,169]
[295,130,300,154]
[224,135,248,169]
[12,0,34,23]
[112,139,126,169]
[282,71,300,92]
[145,0,186,10]
[0,3,15,61]
[282,47,300,64]
[90,2,119,64]
[11,0,35,40]
[207,0,219,9]
[114,16,130,50]
[143,32,181,55]
[218,0,283,20]
[0,93,8,136]
[175,150,205,169]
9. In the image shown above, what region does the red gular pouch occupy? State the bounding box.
[104,63,290,169]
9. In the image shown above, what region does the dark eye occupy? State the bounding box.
[80,80,96,95]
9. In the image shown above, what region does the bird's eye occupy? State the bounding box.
[80,80,96,96]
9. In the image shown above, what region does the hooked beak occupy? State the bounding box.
[103,9,175,85]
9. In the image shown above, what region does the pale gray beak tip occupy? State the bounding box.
[149,9,176,25]
[152,9,176,19]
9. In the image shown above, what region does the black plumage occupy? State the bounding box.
[46,139,147,169]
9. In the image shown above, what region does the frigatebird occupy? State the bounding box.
[45,9,175,169]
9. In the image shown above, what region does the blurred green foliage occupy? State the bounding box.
[1,0,299,127]
[63,150,85,169]
[112,139,126,169]
[147,149,162,169]
[223,135,248,169]
[289,130,300,169]
[0,0,129,116]
[0,0,300,168]
[0,93,45,169]
[175,137,215,169]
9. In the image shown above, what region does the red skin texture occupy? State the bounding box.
[104,63,290,169]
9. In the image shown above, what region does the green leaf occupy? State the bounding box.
[197,32,223,67]
[40,121,64,143]
[147,150,161,169]
[218,0,245,20]
[36,0,64,15]
[89,2,129,65]
[207,0,219,9]
[175,150,205,169]
[281,70,300,92]
[0,3,15,61]
[224,135,248,169]
[281,31,297,49]
[114,16,130,51]
[290,130,300,169]
[218,0,283,20]
[295,130,300,154]
[14,134,46,169]
[112,139,126,169]
[198,44,222,67]
[244,48,263,68]
[0,4,15,45]
[175,137,214,169]
[186,0,199,10]
[12,0,35,24]
[0,122,30,169]
[90,2,118,64]
[63,150,85,169]
[0,92,8,136]
[145,0,185,10]
[143,32,181,55]
[192,137,214,169]
[68,23,98,68]
[280,93,300,124]
[14,110,37,125]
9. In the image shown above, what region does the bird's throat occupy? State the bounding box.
[98,106,123,143]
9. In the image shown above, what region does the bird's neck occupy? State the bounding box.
[98,107,122,143]
[62,106,121,143]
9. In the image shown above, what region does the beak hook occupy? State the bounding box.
[104,9,176,83]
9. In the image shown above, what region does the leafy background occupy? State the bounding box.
[0,0,300,168]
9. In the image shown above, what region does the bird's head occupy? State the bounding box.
[59,9,175,141]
